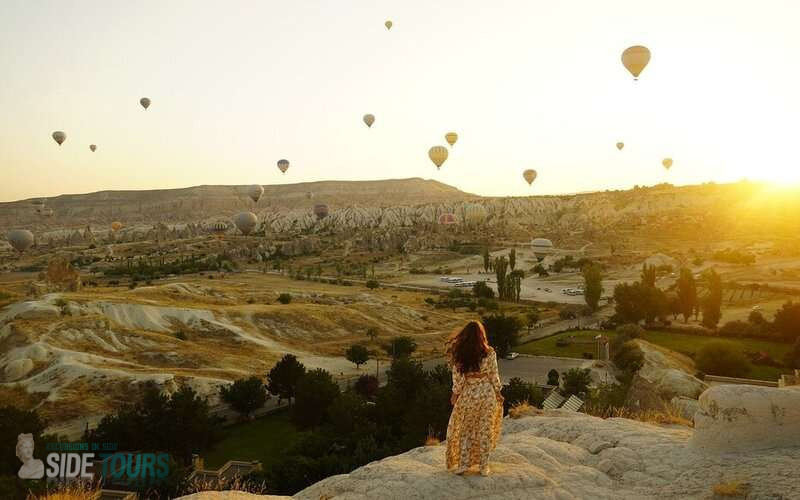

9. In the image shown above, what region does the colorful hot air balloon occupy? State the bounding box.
[313,204,329,220]
[277,159,290,174]
[662,158,673,170]
[89,144,97,152]
[438,213,457,225]
[616,142,624,151]
[140,97,151,110]
[445,132,458,147]
[385,20,392,30]
[523,169,537,186]
[52,131,66,146]
[363,114,375,128]
[111,222,123,232]
[7,230,34,254]
[531,238,553,261]
[208,221,228,240]
[234,212,258,235]
[247,184,264,203]
[428,146,448,169]
[621,46,651,80]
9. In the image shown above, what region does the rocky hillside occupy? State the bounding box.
[180,384,800,499]
[0,178,474,230]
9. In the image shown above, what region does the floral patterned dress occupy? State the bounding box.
[445,349,503,471]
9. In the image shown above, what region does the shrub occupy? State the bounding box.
[277,293,292,304]
[582,352,594,360]
[220,376,268,419]
[694,341,751,377]
[547,369,559,386]
[353,374,379,399]
[501,377,544,414]
[612,341,644,374]
[365,280,379,289]
[561,368,592,397]
[472,281,494,299]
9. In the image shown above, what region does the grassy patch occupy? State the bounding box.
[640,330,791,381]
[517,330,618,359]
[203,409,306,470]
[516,329,793,381]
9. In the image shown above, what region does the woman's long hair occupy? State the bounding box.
[446,321,491,374]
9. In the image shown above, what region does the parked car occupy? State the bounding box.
[505,352,519,360]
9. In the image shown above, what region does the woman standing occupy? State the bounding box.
[445,321,504,476]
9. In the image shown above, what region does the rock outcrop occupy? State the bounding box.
[691,384,800,453]
[179,401,800,500]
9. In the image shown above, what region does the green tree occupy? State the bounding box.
[277,293,292,304]
[694,341,751,377]
[509,248,517,271]
[501,377,544,414]
[292,369,340,429]
[494,256,509,300]
[354,374,379,399]
[473,280,495,299]
[676,268,697,323]
[366,327,379,343]
[365,279,379,289]
[510,269,525,302]
[611,341,644,374]
[481,313,521,358]
[482,246,490,272]
[382,336,418,360]
[783,338,800,369]
[773,301,800,342]
[346,344,370,369]
[641,264,657,288]
[547,369,560,386]
[613,282,646,324]
[561,368,592,397]
[582,263,603,311]
[524,310,540,333]
[220,376,268,419]
[267,354,307,407]
[701,268,723,329]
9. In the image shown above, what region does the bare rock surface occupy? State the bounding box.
[179,408,800,500]
[692,384,800,453]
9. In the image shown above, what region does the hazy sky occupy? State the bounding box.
[2,0,799,202]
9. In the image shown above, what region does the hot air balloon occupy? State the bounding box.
[363,114,375,128]
[234,212,258,235]
[616,142,624,151]
[621,46,651,80]
[385,20,392,30]
[90,144,97,152]
[531,238,553,261]
[277,159,290,174]
[662,158,673,170]
[523,169,537,186]
[140,97,151,110]
[247,184,264,203]
[111,222,123,232]
[463,203,487,226]
[209,221,229,240]
[428,146,448,169]
[438,213,457,225]
[445,132,458,147]
[313,204,329,220]
[306,191,314,200]
[52,131,66,146]
[7,230,34,254]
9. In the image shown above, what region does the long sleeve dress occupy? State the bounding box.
[445,348,504,471]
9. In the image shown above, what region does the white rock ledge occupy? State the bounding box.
[179,403,799,500]
[691,384,800,453]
